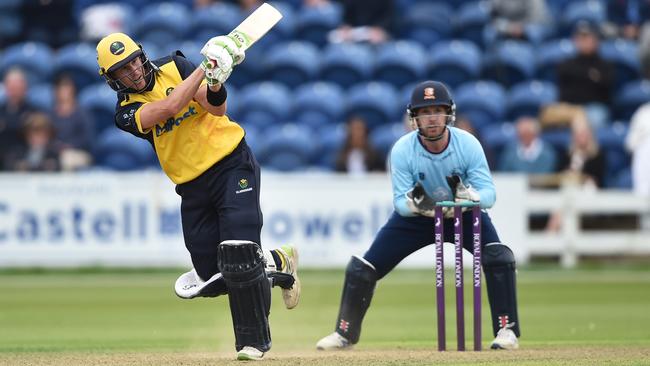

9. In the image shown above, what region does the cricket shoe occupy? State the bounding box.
[316,332,352,350]
[278,245,301,309]
[237,346,264,361]
[490,322,519,350]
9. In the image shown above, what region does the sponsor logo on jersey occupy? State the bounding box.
[155,106,197,136]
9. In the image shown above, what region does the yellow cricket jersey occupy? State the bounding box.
[114,52,244,184]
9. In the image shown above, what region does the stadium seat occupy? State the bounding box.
[227,45,264,88]
[319,43,374,88]
[293,82,345,129]
[223,85,241,122]
[344,82,401,129]
[540,128,572,153]
[613,80,650,121]
[52,42,99,90]
[94,128,156,171]
[294,2,342,47]
[247,2,295,52]
[506,80,558,121]
[257,123,317,171]
[132,2,191,49]
[171,40,203,67]
[139,42,165,61]
[600,39,641,89]
[453,1,490,49]
[189,3,242,44]
[428,40,481,88]
[535,39,576,82]
[598,121,630,182]
[313,123,346,169]
[481,41,535,88]
[373,41,427,89]
[238,82,292,129]
[0,42,53,84]
[454,81,507,133]
[369,122,408,160]
[79,83,118,134]
[262,41,320,88]
[560,0,606,36]
[27,84,54,112]
[399,2,453,45]
[481,122,516,162]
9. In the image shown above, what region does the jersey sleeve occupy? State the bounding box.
[463,135,496,208]
[114,100,148,138]
[172,51,196,80]
[389,139,417,217]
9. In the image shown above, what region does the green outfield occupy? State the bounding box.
[1,266,649,365]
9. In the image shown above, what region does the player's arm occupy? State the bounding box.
[389,142,418,217]
[172,52,228,116]
[137,67,206,130]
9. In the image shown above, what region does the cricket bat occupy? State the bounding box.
[229,2,283,51]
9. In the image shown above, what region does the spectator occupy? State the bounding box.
[328,0,394,44]
[605,0,650,40]
[20,0,77,48]
[0,68,36,170]
[498,116,557,173]
[489,0,551,41]
[626,102,650,196]
[49,75,94,171]
[4,112,60,172]
[541,21,615,131]
[335,116,385,174]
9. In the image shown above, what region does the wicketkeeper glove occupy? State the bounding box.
[446,175,480,203]
[406,182,437,217]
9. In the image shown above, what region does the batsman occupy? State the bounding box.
[96,32,300,361]
[317,81,521,351]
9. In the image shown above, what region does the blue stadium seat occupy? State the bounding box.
[373,41,427,89]
[540,128,571,153]
[453,1,490,48]
[263,41,320,88]
[369,122,408,160]
[560,0,606,36]
[257,123,317,171]
[79,83,117,134]
[52,42,99,90]
[344,82,401,129]
[598,121,630,183]
[228,45,264,88]
[613,80,650,121]
[612,168,632,189]
[481,122,516,162]
[0,42,53,84]
[481,41,535,88]
[506,80,558,121]
[27,84,54,112]
[400,2,453,45]
[455,81,507,133]
[293,82,345,129]
[319,43,374,88]
[223,85,241,122]
[171,40,203,67]
[247,2,295,52]
[294,2,342,47]
[313,123,346,169]
[0,0,22,43]
[189,3,242,44]
[132,2,191,49]
[140,42,165,61]
[238,82,292,129]
[600,39,641,89]
[428,40,481,88]
[95,128,156,171]
[535,39,576,82]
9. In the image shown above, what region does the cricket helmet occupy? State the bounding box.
[96,32,156,92]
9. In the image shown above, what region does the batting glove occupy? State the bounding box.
[201,35,245,67]
[200,57,232,85]
[405,182,437,217]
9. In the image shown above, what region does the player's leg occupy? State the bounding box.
[317,213,435,350]
[458,211,520,350]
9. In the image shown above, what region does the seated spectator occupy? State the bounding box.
[498,116,557,173]
[328,0,394,44]
[626,102,650,197]
[49,75,94,171]
[0,68,36,170]
[4,112,60,172]
[540,21,615,131]
[335,116,385,174]
[489,0,551,41]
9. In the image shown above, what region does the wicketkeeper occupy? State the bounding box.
[96,32,300,361]
[316,81,521,351]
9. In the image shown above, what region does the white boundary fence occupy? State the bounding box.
[0,172,648,268]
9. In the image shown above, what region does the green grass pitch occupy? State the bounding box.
[1,266,649,365]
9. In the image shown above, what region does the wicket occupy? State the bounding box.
[434,201,482,351]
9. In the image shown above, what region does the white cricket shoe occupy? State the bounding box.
[237,346,264,361]
[278,245,301,309]
[316,332,351,350]
[490,323,519,350]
